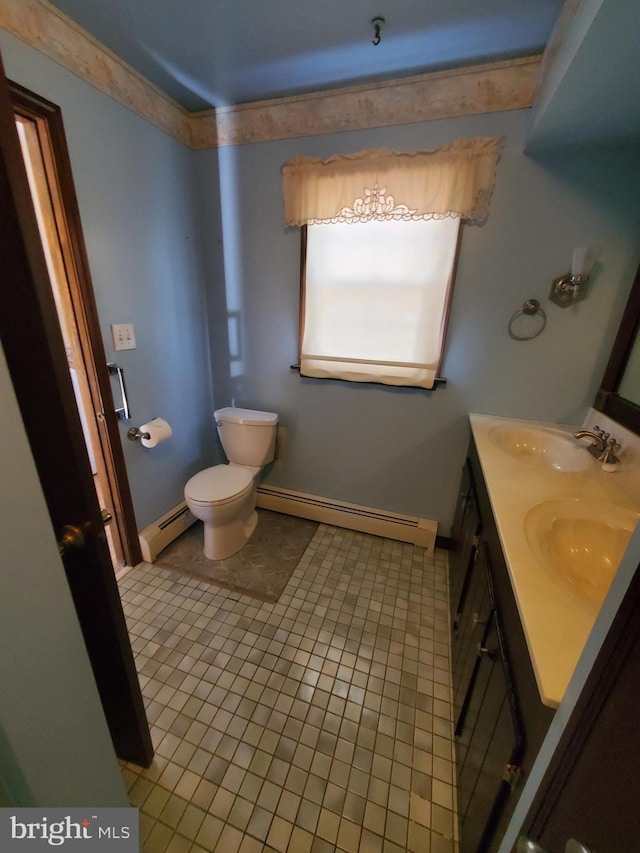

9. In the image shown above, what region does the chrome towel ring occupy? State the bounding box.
[508,299,547,341]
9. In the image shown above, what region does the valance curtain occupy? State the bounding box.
[282,137,502,225]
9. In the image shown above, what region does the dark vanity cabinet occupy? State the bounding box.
[452,539,492,725]
[449,458,481,630]
[450,438,555,853]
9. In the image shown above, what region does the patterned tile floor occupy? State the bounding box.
[118,523,456,852]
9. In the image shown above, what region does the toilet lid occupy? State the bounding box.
[185,465,253,504]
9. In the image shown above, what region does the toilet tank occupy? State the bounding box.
[215,407,278,466]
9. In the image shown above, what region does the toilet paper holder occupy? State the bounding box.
[127,417,173,447]
[127,427,150,442]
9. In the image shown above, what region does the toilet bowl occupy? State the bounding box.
[185,464,257,560]
[184,407,278,560]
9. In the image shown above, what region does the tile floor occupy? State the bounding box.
[118,522,457,852]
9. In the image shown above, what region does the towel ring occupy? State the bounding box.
[508,299,547,341]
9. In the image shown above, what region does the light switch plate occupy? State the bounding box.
[111,323,136,351]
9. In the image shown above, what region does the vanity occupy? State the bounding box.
[450,413,640,853]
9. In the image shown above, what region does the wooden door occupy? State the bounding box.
[0,51,152,767]
[9,80,142,572]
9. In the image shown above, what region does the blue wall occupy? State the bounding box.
[196,116,640,533]
[3,29,640,537]
[0,342,127,805]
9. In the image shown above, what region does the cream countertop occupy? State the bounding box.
[469,413,640,708]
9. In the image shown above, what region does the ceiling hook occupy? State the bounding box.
[371,17,385,46]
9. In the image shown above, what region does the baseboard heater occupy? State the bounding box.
[138,501,197,563]
[138,488,437,563]
[257,485,437,551]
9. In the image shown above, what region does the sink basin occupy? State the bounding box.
[488,425,591,472]
[525,498,639,611]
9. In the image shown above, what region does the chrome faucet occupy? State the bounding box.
[572,425,621,464]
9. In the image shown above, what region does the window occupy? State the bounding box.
[283,139,501,389]
[303,217,460,388]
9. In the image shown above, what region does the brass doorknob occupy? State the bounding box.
[57,524,86,556]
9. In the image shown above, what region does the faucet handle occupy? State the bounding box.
[593,425,609,442]
[601,436,622,467]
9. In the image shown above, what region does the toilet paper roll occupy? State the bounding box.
[140,417,173,448]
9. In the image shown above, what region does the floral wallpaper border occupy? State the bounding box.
[1,0,542,150]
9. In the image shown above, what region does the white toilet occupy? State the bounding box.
[184,407,278,560]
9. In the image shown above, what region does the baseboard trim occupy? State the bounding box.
[138,501,197,562]
[257,485,437,551]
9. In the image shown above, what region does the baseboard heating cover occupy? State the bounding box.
[138,501,197,563]
[257,485,437,551]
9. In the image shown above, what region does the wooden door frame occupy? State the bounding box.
[9,80,142,569]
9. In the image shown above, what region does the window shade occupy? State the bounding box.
[283,138,502,225]
[301,217,461,389]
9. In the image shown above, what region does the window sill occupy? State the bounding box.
[289,364,447,389]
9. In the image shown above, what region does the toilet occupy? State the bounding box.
[184,407,278,560]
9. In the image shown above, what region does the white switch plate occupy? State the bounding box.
[111,323,137,351]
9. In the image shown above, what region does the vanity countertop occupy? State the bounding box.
[470,412,640,708]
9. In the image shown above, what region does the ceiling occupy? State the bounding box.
[46,0,564,111]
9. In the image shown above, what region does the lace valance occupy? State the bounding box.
[282,137,503,225]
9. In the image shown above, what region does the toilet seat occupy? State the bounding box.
[185,465,253,506]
